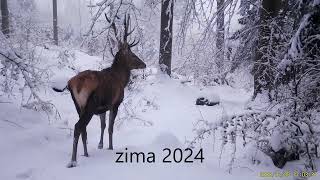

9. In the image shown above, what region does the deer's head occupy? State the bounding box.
[106,14,146,70]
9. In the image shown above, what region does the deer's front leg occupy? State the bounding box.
[98,112,106,149]
[108,105,119,150]
[81,127,89,157]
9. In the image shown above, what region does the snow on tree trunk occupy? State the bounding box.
[159,0,173,76]
[216,0,225,84]
[1,0,10,36]
[52,0,58,45]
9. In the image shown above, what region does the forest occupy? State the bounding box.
[0,0,319,179]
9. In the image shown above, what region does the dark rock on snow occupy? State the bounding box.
[196,97,219,106]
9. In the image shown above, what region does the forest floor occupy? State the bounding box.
[0,48,317,180]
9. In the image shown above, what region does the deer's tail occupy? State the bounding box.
[52,85,69,92]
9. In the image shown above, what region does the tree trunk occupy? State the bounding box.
[253,0,281,99]
[1,0,9,36]
[52,0,58,45]
[159,0,173,76]
[216,0,225,84]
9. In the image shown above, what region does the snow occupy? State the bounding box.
[0,48,318,180]
[270,131,282,152]
[51,76,69,90]
[198,90,220,104]
[288,15,305,57]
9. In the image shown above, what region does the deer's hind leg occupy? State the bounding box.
[67,110,93,168]
[70,91,89,157]
[81,127,89,157]
[98,112,106,149]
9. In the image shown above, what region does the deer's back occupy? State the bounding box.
[68,69,125,114]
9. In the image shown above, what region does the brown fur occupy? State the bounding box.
[68,70,99,111]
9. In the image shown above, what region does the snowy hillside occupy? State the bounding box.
[0,48,317,180]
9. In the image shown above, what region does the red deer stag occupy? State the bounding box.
[53,14,146,168]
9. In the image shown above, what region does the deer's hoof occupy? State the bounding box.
[66,161,77,168]
[107,147,113,150]
[83,153,89,157]
[98,143,103,149]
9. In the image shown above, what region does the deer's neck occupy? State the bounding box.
[114,66,130,87]
[111,55,131,87]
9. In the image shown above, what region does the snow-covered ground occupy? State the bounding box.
[0,49,317,180]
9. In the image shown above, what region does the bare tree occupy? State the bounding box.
[216,0,225,83]
[159,0,174,76]
[53,0,58,45]
[1,0,9,36]
[176,0,236,85]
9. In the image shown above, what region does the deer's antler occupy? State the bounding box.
[105,13,121,44]
[123,14,139,48]
[106,13,139,50]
